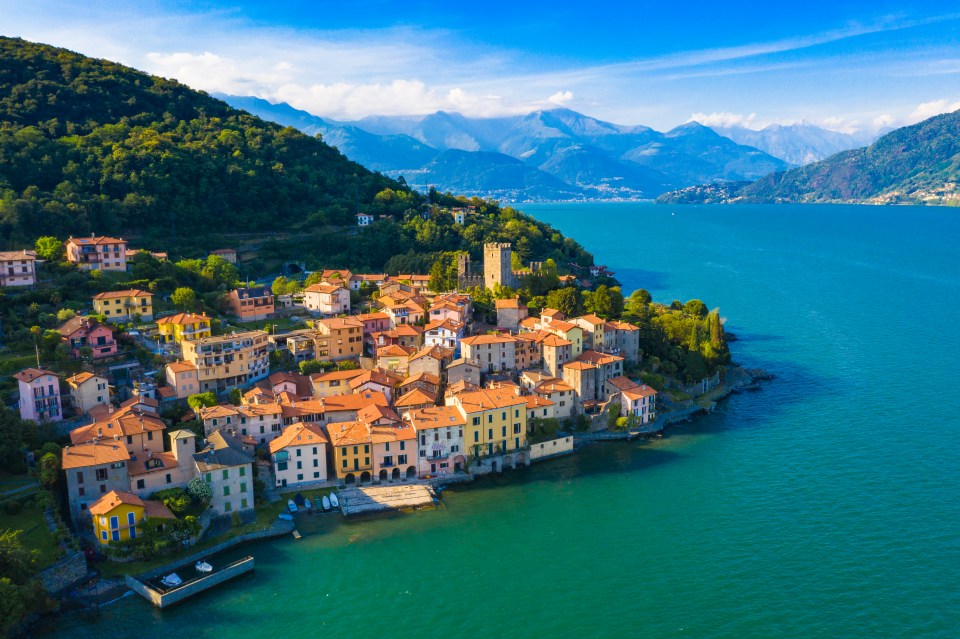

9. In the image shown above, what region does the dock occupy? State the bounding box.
[125,556,254,608]
[338,484,438,517]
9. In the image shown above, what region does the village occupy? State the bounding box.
[4,227,671,559]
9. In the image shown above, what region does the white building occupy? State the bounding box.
[269,422,329,488]
[405,405,467,476]
[129,430,197,497]
[302,282,351,316]
[194,431,255,515]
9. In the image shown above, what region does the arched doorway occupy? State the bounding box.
[502,455,513,470]
[345,473,356,484]
[406,466,416,479]
[360,471,371,484]
[515,452,527,466]
[490,460,498,472]
[391,468,401,480]
[379,469,388,482]
[453,455,465,472]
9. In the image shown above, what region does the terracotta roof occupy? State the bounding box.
[58,316,110,336]
[605,320,640,331]
[269,422,329,453]
[546,319,578,332]
[447,357,479,369]
[563,361,594,371]
[303,282,345,294]
[445,380,480,396]
[156,312,212,326]
[541,308,564,318]
[621,385,658,400]
[157,386,177,399]
[540,334,572,348]
[410,344,451,362]
[425,318,463,332]
[323,391,390,413]
[576,350,625,366]
[607,376,641,392]
[461,334,516,346]
[67,236,125,246]
[93,289,153,300]
[71,415,165,448]
[400,372,440,387]
[378,344,415,357]
[519,317,540,330]
[143,500,177,520]
[14,367,57,383]
[316,316,364,330]
[393,324,423,336]
[128,451,179,476]
[311,369,365,383]
[394,387,438,407]
[575,314,606,326]
[0,251,35,261]
[358,403,402,425]
[198,404,240,420]
[327,420,371,446]
[61,442,130,469]
[67,371,97,386]
[88,490,143,515]
[534,379,575,394]
[166,361,198,374]
[354,312,390,322]
[495,298,525,309]
[349,369,396,390]
[454,388,527,412]
[525,396,556,409]
[405,405,466,430]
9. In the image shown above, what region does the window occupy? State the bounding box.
[223,469,229,480]
[313,472,320,479]
[398,455,407,465]
[342,459,347,468]
[223,486,230,496]
[166,473,172,484]
[205,473,212,483]
[277,461,288,471]
[472,417,480,426]
[239,466,246,477]
[488,428,493,439]
[224,502,232,512]
[240,482,247,493]
[136,479,145,489]
[364,445,370,453]
[76,471,84,484]
[313,459,318,467]
[127,512,136,526]
[400,441,405,450]
[473,431,479,443]
[296,461,302,470]
[95,468,108,481]
[109,515,119,530]
[79,487,85,496]
[101,530,107,541]
[514,424,522,434]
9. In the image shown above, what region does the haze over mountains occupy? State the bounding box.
[708,123,880,165]
[221,95,837,201]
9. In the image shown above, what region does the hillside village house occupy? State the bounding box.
[302,282,351,316]
[0,250,36,287]
[446,388,529,464]
[310,369,365,399]
[407,345,451,379]
[495,298,528,331]
[424,318,464,354]
[619,383,658,425]
[364,405,417,481]
[165,361,199,399]
[66,236,128,271]
[227,286,274,321]
[15,367,62,422]
[92,289,154,322]
[460,334,517,373]
[406,405,467,476]
[62,441,131,523]
[156,312,213,343]
[269,422,329,488]
[562,350,626,403]
[446,358,481,387]
[210,248,237,263]
[128,429,197,497]
[394,388,437,415]
[58,316,117,359]
[194,431,255,515]
[313,317,364,361]
[356,212,373,226]
[198,403,284,444]
[70,400,167,456]
[66,372,110,415]
[179,330,270,393]
[328,419,373,483]
[89,490,174,546]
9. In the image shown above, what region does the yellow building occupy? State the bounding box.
[92,289,154,323]
[156,312,213,343]
[313,317,364,361]
[327,420,373,483]
[181,330,270,393]
[446,388,528,461]
[88,490,174,545]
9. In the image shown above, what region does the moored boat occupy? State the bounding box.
[278,512,294,521]
[287,499,298,513]
[329,492,339,508]
[195,561,213,573]
[304,497,313,510]
[322,495,331,511]
[161,572,182,587]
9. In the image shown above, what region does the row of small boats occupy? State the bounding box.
[159,560,213,588]
[282,491,339,519]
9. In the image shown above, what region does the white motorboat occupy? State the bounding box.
[304,497,313,510]
[321,495,331,511]
[161,572,182,587]
[287,499,298,513]
[195,561,212,573]
[329,492,339,508]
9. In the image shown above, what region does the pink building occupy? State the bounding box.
[58,316,117,359]
[15,368,62,422]
[65,236,128,272]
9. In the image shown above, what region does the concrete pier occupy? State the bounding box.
[339,484,438,517]
[125,556,254,608]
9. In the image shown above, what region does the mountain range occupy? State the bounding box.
[219,96,796,200]
[708,123,880,165]
[658,108,960,205]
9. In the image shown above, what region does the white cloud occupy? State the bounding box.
[688,112,758,129]
[548,90,574,106]
[907,98,960,123]
[872,114,896,129]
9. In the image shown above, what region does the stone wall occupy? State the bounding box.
[127,556,255,608]
[38,551,88,595]
[530,436,574,461]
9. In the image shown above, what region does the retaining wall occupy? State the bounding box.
[530,436,574,461]
[38,551,88,595]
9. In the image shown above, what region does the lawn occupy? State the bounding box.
[97,500,287,578]
[0,500,64,568]
[0,471,36,493]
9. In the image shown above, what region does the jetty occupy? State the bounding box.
[125,556,254,608]
[338,484,438,517]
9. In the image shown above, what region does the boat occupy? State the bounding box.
[321,495,331,511]
[329,492,339,508]
[287,499,298,513]
[278,512,294,522]
[294,492,306,507]
[195,561,212,573]
[161,573,182,588]
[304,497,313,510]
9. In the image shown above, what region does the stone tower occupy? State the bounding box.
[484,242,515,290]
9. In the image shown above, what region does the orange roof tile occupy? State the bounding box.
[156,312,212,326]
[461,334,516,346]
[14,367,57,383]
[88,490,143,515]
[92,289,152,300]
[327,420,371,446]
[61,442,130,469]
[378,344,415,357]
[405,405,467,430]
[268,422,329,453]
[394,388,438,407]
[454,388,527,412]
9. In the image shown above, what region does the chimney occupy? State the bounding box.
[97,427,103,437]
[114,434,119,441]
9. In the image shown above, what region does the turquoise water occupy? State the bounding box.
[39,203,960,638]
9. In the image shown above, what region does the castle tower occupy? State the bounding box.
[484,242,515,290]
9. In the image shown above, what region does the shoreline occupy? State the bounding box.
[54,365,768,617]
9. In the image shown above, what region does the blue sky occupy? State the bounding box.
[3,1,960,132]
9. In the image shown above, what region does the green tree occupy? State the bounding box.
[186,477,213,505]
[38,452,59,490]
[187,392,217,413]
[34,236,63,261]
[228,388,242,406]
[299,359,334,375]
[545,287,582,317]
[683,299,708,318]
[171,287,197,311]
